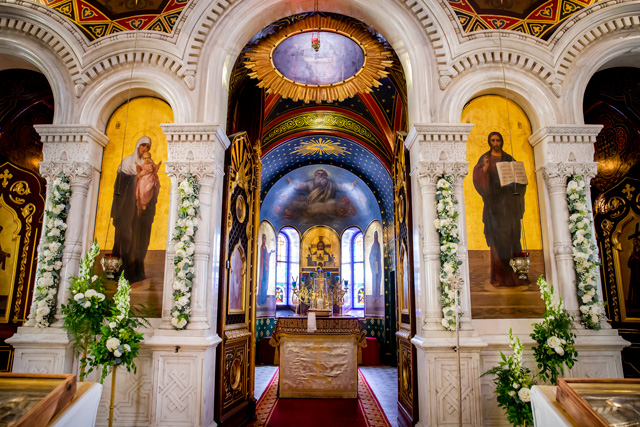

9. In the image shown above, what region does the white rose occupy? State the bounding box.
[518,387,531,402]
[74,293,84,301]
[124,344,131,352]
[512,382,520,389]
[193,199,200,207]
[554,346,565,356]
[97,293,105,301]
[85,289,97,298]
[83,301,91,308]
[508,391,516,397]
[172,317,187,328]
[106,337,120,352]
[109,322,117,329]
[582,294,593,303]
[546,336,561,348]
[114,350,122,358]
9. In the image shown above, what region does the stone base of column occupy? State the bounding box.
[147,331,222,427]
[569,327,629,378]
[6,326,74,374]
[412,335,487,427]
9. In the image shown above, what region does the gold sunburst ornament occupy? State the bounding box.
[291,138,351,156]
[245,15,392,103]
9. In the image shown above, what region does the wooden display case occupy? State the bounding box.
[0,373,76,427]
[557,378,640,427]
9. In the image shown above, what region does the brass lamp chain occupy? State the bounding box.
[497,26,528,254]
[103,27,140,251]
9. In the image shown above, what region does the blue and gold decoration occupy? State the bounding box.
[291,137,351,157]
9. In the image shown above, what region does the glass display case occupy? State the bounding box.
[0,373,76,427]
[557,378,640,427]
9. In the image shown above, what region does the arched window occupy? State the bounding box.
[276,227,300,306]
[341,227,364,309]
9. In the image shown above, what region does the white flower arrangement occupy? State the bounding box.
[434,176,463,331]
[170,174,201,330]
[29,173,71,328]
[566,175,606,329]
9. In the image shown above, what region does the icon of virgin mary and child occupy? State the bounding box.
[111,136,162,283]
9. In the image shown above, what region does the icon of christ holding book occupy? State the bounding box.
[472,131,528,287]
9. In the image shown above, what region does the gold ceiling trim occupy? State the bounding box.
[244,15,393,104]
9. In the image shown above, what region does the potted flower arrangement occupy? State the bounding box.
[483,276,578,426]
[481,329,534,427]
[85,273,147,427]
[61,239,110,379]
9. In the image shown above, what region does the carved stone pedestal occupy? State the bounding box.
[147,332,221,427]
[413,335,486,427]
[7,326,73,374]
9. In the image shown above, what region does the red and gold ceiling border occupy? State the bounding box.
[449,0,597,40]
[244,15,393,104]
[36,0,188,40]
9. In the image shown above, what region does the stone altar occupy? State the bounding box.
[270,317,366,398]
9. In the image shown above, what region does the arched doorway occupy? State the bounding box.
[216,11,413,426]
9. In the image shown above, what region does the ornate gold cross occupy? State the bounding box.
[0,169,13,187]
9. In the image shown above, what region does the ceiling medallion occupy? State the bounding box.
[291,137,352,156]
[245,15,392,104]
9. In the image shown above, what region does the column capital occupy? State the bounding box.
[529,124,602,167]
[39,161,95,187]
[35,124,108,173]
[540,162,598,190]
[416,161,469,187]
[161,123,227,182]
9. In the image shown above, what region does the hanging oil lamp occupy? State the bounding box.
[311,0,320,51]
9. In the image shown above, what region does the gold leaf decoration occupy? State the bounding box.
[244,15,392,104]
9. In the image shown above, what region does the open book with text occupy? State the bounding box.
[496,161,528,186]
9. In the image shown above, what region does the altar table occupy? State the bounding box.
[270,316,367,398]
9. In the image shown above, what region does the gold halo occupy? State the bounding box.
[244,15,393,103]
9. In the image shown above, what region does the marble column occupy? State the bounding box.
[145,124,227,427]
[408,124,474,332]
[9,124,107,373]
[530,125,628,380]
[530,125,602,318]
[407,124,486,427]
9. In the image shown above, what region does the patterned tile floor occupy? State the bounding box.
[254,365,398,426]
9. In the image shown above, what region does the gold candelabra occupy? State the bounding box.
[292,270,349,317]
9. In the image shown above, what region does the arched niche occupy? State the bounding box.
[93,97,174,317]
[462,94,546,319]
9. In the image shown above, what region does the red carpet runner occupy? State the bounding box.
[251,369,391,427]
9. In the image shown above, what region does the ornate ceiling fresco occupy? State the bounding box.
[34,0,187,39]
[449,0,599,40]
[32,0,600,41]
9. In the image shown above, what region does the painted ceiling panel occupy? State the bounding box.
[260,136,393,226]
[34,0,188,39]
[449,0,598,40]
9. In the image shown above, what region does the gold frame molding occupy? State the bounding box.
[244,15,392,103]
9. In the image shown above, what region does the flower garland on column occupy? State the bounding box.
[434,176,463,331]
[566,175,606,329]
[29,173,72,328]
[170,173,201,330]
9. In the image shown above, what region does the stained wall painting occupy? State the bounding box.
[256,221,276,317]
[228,244,246,313]
[364,220,384,317]
[612,216,640,321]
[261,164,381,236]
[94,97,173,317]
[301,226,340,273]
[463,95,545,318]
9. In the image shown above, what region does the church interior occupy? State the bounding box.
[0,0,639,425]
